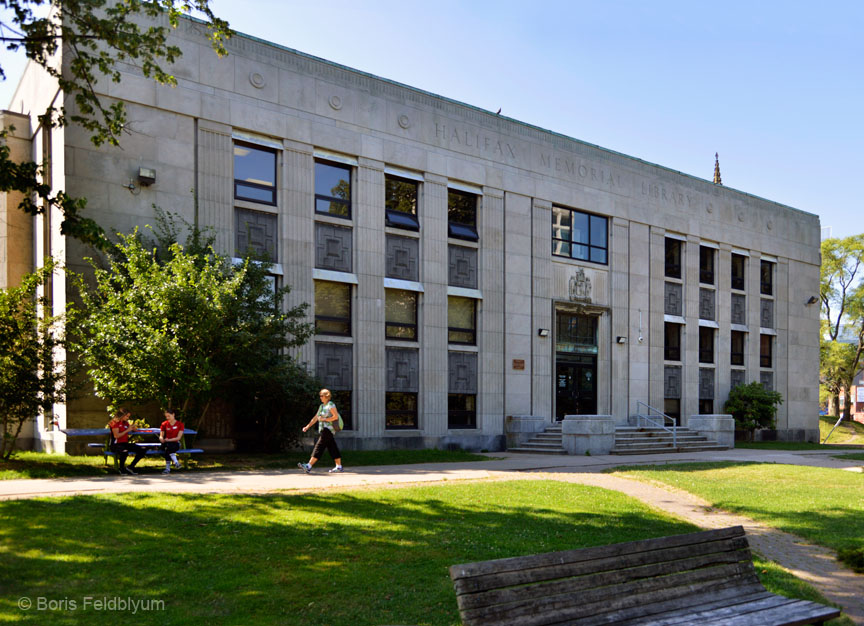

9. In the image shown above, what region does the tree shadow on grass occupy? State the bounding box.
[0,480,697,625]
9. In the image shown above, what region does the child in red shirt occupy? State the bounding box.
[108,408,145,475]
[159,408,184,475]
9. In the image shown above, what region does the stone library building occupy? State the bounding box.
[1,16,821,453]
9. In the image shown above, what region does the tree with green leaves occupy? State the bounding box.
[820,235,864,419]
[0,0,230,248]
[0,260,69,459]
[723,381,783,441]
[72,217,317,446]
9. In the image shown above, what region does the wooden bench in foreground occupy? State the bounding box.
[449,525,841,625]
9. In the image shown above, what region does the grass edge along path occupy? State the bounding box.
[0,449,497,481]
[0,479,850,625]
[611,461,864,574]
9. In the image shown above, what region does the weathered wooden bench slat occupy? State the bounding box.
[460,563,756,625]
[456,549,754,611]
[451,526,745,581]
[453,536,752,596]
[451,526,841,626]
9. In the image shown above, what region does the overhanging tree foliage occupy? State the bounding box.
[72,222,317,445]
[0,260,69,459]
[820,235,864,419]
[0,0,230,248]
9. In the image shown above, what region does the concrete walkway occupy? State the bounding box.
[2,447,862,622]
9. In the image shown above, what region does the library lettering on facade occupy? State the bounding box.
[1,17,821,453]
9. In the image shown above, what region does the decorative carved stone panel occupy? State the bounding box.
[448,352,478,394]
[731,369,746,389]
[235,208,277,260]
[699,368,715,399]
[315,223,353,272]
[665,282,683,317]
[760,298,774,329]
[760,371,773,391]
[448,245,478,289]
[731,294,746,325]
[664,366,682,399]
[386,347,419,392]
[315,343,352,390]
[386,235,419,281]
[699,288,715,321]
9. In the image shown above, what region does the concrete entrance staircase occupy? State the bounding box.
[508,424,567,454]
[508,423,729,455]
[610,426,729,455]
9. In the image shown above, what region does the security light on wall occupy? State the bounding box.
[616,336,627,344]
[137,167,156,186]
[805,296,818,305]
[538,328,549,337]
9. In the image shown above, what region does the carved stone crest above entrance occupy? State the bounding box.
[569,268,592,303]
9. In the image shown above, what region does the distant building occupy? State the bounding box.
[2,16,823,451]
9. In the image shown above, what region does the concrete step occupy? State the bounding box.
[609,444,730,455]
[508,446,568,455]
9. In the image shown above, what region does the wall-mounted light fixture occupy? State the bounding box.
[616,336,627,344]
[137,167,156,187]
[538,328,550,337]
[805,296,818,305]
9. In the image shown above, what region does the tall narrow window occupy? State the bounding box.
[664,323,681,361]
[385,175,419,230]
[699,246,715,285]
[552,206,607,264]
[448,189,478,241]
[234,142,277,205]
[314,281,351,336]
[760,334,773,368]
[665,238,682,279]
[760,260,774,295]
[698,327,714,364]
[385,289,418,341]
[448,394,476,429]
[731,254,746,291]
[315,160,351,218]
[731,331,745,366]
[448,296,476,345]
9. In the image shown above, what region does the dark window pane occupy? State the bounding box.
[760,334,773,368]
[664,399,681,425]
[731,254,746,291]
[665,238,682,278]
[556,314,597,355]
[590,215,606,247]
[448,189,476,226]
[315,281,351,336]
[386,392,417,429]
[385,289,417,341]
[448,394,476,429]
[571,211,589,244]
[234,143,276,205]
[315,161,351,217]
[731,331,745,366]
[664,322,681,361]
[699,399,714,415]
[699,246,715,285]
[386,210,419,230]
[385,176,418,215]
[572,244,589,261]
[552,207,571,242]
[448,296,476,345]
[590,247,607,264]
[552,240,571,257]
[699,327,714,364]
[760,260,774,295]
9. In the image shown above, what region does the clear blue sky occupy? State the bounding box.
[2,1,861,238]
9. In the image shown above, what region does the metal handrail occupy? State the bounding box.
[635,401,677,446]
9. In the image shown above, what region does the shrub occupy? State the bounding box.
[723,382,783,441]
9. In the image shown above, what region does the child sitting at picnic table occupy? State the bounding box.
[159,408,184,475]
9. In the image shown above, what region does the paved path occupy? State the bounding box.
[2,448,862,622]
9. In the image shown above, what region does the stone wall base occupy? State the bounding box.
[561,414,615,455]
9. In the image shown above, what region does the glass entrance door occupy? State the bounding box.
[556,356,597,419]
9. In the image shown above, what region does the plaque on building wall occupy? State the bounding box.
[512,359,525,370]
[569,268,592,303]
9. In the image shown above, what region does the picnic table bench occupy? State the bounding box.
[58,427,203,467]
[449,526,841,626]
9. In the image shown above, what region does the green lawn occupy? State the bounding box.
[0,449,494,480]
[821,415,864,445]
[0,480,849,625]
[612,462,864,573]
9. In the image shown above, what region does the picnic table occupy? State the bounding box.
[56,426,203,468]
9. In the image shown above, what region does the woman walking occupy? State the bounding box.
[298,389,344,473]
